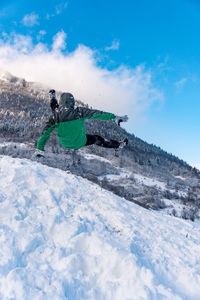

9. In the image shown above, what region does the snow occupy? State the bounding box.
[133,173,166,190]
[98,170,131,181]
[0,141,30,150]
[174,175,186,181]
[0,70,11,82]
[0,155,200,300]
[0,69,23,85]
[80,152,111,163]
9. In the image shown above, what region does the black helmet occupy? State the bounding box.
[60,92,75,109]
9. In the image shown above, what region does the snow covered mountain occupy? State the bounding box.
[0,155,200,300]
[0,70,200,220]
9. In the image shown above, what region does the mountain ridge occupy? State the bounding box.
[0,70,199,220]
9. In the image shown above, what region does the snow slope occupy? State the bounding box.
[0,156,200,300]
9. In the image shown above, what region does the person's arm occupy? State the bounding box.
[36,117,56,151]
[78,107,129,126]
[79,107,116,121]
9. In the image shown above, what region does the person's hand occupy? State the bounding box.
[115,115,128,126]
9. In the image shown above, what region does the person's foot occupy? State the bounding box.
[33,149,45,158]
[119,138,128,148]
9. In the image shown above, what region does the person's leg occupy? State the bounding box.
[85,134,98,146]
[86,134,121,148]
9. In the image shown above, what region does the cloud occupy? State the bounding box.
[36,30,47,42]
[105,39,120,51]
[22,12,39,27]
[0,31,163,124]
[52,30,67,52]
[39,30,47,36]
[175,77,188,91]
[0,33,33,54]
[46,1,68,20]
[55,1,68,15]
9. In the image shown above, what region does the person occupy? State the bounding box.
[35,91,128,157]
[49,89,59,113]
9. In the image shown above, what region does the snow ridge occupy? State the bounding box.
[0,156,200,300]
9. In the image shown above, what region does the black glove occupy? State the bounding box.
[115,115,128,126]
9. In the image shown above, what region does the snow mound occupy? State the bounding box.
[0,156,200,300]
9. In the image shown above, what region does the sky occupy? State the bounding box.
[0,0,200,168]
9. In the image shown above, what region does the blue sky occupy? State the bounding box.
[0,0,200,168]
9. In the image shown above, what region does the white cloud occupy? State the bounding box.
[0,33,33,54]
[52,30,67,52]
[105,39,120,51]
[36,30,47,42]
[0,31,163,123]
[46,1,68,20]
[55,1,68,15]
[22,12,39,27]
[175,77,188,90]
[39,30,47,36]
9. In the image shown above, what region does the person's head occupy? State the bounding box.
[59,93,75,109]
[49,89,56,100]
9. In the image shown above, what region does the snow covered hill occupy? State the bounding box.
[0,156,200,300]
[0,70,200,217]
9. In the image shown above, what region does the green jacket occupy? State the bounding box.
[36,106,115,151]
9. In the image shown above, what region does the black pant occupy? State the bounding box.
[86,134,120,149]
